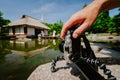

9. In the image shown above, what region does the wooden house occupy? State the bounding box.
[6,15,50,38]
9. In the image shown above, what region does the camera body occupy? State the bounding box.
[59,27,81,63]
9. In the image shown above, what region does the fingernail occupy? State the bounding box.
[73,33,78,38]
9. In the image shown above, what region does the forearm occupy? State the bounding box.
[94,0,120,11]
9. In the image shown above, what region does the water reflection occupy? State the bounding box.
[9,39,47,51]
[8,39,57,51]
[0,39,62,80]
[53,39,56,45]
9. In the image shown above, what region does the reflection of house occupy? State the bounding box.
[6,15,50,38]
[9,40,36,49]
[9,40,50,57]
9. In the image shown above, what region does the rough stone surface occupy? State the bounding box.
[28,43,120,80]
[91,45,103,53]
[27,61,80,80]
[28,60,120,80]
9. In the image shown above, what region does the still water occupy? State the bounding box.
[0,39,62,80]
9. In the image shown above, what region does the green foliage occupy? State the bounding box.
[112,12,120,35]
[0,11,3,27]
[88,11,110,33]
[87,8,120,35]
[43,21,63,35]
[107,18,116,34]
[0,10,11,34]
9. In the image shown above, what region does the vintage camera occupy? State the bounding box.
[59,26,81,63]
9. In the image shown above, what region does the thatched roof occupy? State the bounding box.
[6,15,50,30]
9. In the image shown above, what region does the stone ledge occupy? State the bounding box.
[27,61,80,80]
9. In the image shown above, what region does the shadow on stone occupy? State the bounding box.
[97,57,120,65]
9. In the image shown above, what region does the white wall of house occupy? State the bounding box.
[15,27,24,35]
[27,27,35,35]
[9,28,13,35]
[8,26,48,36]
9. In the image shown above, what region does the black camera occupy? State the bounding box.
[52,26,116,80]
[59,27,81,62]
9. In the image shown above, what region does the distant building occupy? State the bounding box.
[5,15,50,37]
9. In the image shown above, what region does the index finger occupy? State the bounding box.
[60,18,76,39]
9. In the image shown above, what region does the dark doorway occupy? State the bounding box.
[24,26,27,35]
[35,29,41,36]
[12,27,15,35]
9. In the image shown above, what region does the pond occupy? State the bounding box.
[0,39,62,80]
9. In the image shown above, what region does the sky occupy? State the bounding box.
[0,0,119,23]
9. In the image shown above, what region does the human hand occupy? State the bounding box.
[60,0,106,39]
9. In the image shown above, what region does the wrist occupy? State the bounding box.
[92,0,109,12]
[97,0,120,11]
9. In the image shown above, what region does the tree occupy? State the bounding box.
[107,17,116,34]
[43,21,63,35]
[112,8,120,35]
[88,11,111,33]
[0,11,11,34]
[0,11,3,27]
